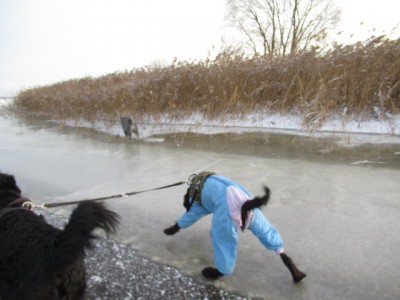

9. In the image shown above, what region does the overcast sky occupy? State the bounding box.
[1,0,399,96]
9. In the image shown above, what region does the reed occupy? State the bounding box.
[11,36,400,130]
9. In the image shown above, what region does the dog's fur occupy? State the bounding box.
[0,172,120,300]
[241,186,270,231]
[120,116,139,139]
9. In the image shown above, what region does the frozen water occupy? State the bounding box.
[1,108,400,299]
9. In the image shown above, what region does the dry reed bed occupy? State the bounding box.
[12,36,400,129]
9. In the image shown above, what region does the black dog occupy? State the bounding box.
[120,116,139,139]
[0,172,120,300]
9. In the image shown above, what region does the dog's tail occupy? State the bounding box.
[241,186,270,231]
[46,201,120,271]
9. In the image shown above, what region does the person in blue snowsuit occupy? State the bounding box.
[164,173,306,282]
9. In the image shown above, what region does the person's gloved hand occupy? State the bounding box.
[164,223,180,235]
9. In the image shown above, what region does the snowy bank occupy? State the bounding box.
[65,112,400,147]
[1,98,399,146]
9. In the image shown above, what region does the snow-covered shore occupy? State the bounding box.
[65,112,400,146]
[2,98,399,145]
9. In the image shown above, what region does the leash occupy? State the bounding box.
[34,180,187,209]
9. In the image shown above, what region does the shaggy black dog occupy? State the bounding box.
[0,172,120,300]
[120,116,139,139]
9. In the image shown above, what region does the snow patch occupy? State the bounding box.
[62,112,400,146]
[90,275,103,283]
[350,160,388,165]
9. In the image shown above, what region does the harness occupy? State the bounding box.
[0,197,34,220]
[183,171,215,211]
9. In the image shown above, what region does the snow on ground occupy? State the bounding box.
[2,98,399,145]
[64,112,400,146]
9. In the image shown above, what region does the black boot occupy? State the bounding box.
[163,223,180,235]
[202,267,224,280]
[280,253,307,283]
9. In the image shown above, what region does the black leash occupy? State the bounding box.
[40,180,186,209]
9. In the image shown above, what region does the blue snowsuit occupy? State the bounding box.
[177,174,283,275]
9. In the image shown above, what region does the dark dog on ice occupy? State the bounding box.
[0,172,120,300]
[120,116,139,139]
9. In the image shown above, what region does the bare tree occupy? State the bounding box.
[225,0,341,57]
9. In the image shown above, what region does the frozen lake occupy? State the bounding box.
[1,111,400,299]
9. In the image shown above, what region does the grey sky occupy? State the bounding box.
[0,0,398,96]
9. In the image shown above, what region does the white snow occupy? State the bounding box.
[350,160,388,165]
[1,98,399,146]
[63,112,400,146]
[90,275,103,283]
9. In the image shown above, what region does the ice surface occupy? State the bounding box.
[1,102,400,299]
